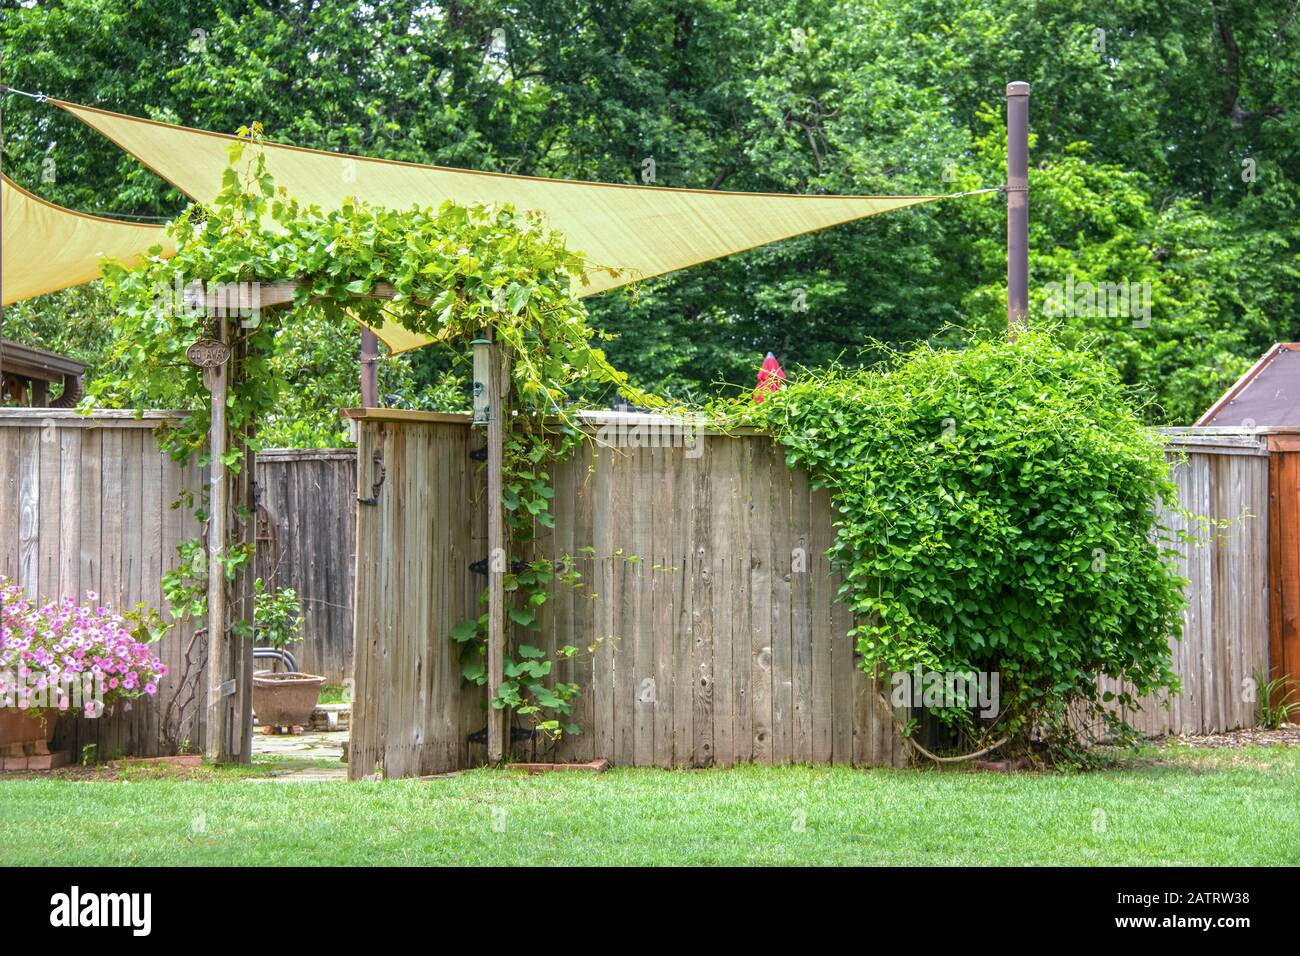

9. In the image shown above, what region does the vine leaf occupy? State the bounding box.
[508,607,538,629]
[449,619,479,643]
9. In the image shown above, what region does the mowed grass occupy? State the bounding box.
[1,746,1297,866]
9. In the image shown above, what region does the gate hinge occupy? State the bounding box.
[357,447,386,506]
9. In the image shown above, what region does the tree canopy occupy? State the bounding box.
[2,0,1297,426]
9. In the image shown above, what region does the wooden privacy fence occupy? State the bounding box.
[0,410,1277,765]
[1102,430,1270,735]
[347,413,1275,780]
[255,448,356,684]
[0,409,206,757]
[0,412,356,756]
[348,411,908,780]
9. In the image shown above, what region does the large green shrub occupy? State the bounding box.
[751,331,1186,757]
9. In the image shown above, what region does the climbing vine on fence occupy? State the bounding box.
[737,331,1192,765]
[94,129,658,741]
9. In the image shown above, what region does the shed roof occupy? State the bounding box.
[0,338,87,383]
[1197,344,1300,427]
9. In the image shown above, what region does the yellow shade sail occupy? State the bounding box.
[1,173,173,306]
[365,307,443,355]
[54,99,946,353]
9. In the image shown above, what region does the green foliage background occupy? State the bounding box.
[3,0,1298,429]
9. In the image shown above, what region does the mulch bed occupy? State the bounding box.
[1155,726,1300,749]
[0,754,213,782]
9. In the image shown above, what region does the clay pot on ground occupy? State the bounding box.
[252,671,325,732]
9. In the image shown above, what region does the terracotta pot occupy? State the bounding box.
[0,709,53,749]
[252,672,325,729]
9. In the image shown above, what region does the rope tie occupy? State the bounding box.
[0,84,48,102]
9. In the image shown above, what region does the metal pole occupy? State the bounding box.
[1006,81,1030,335]
[360,329,379,407]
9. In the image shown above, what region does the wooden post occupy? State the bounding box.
[486,337,510,763]
[204,318,230,761]
[228,329,256,764]
[1006,81,1030,334]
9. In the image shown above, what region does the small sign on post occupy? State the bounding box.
[188,338,232,391]
[186,337,232,368]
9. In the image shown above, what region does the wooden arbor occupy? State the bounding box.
[188,280,512,764]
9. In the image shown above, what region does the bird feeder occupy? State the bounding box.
[471,336,492,425]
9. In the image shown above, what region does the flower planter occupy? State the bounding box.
[0,709,53,749]
[252,672,325,730]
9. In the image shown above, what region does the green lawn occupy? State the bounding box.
[1,746,1297,866]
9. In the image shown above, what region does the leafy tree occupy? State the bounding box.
[2,0,1297,429]
[958,127,1297,423]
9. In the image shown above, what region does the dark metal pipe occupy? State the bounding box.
[253,647,298,672]
[49,372,83,408]
[360,329,379,407]
[1006,81,1030,335]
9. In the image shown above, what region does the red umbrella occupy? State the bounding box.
[753,351,786,403]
